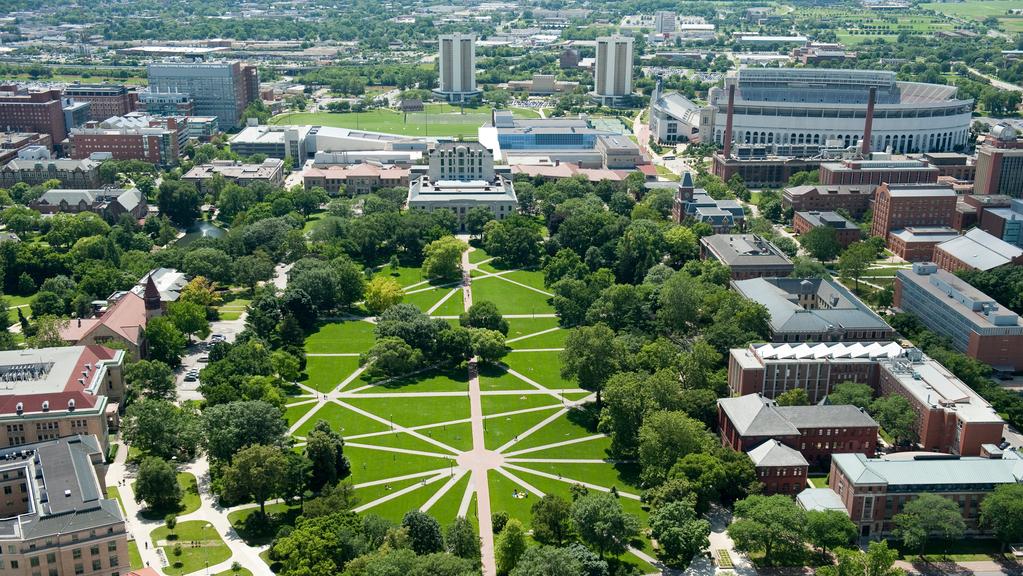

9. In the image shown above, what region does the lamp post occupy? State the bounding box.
[203,523,212,576]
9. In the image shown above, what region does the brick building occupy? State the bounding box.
[978,197,1023,248]
[727,341,906,404]
[183,159,285,193]
[718,393,878,469]
[792,211,862,248]
[31,187,148,222]
[0,435,128,576]
[818,158,939,187]
[69,115,183,166]
[870,183,957,240]
[886,226,959,262]
[895,262,1023,371]
[673,172,745,231]
[0,132,52,165]
[748,440,809,496]
[974,123,1023,197]
[0,157,102,189]
[303,163,410,196]
[699,234,794,279]
[782,184,873,218]
[62,84,136,121]
[0,86,68,144]
[932,228,1023,272]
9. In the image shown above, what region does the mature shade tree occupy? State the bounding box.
[664,226,699,267]
[374,304,443,353]
[828,382,874,410]
[483,215,544,268]
[638,411,712,485]
[509,546,584,576]
[157,179,201,227]
[649,500,710,569]
[221,444,297,514]
[402,510,445,555]
[839,241,875,291]
[728,495,806,565]
[270,511,366,575]
[134,457,183,511]
[800,226,844,262]
[302,481,358,518]
[435,325,473,366]
[600,370,692,459]
[304,420,352,491]
[790,256,830,279]
[585,283,654,332]
[543,248,588,287]
[570,493,639,558]
[893,493,966,556]
[361,336,423,378]
[531,494,573,545]
[870,395,919,447]
[168,300,210,342]
[815,540,905,576]
[121,399,201,460]
[980,484,1023,550]
[775,388,809,406]
[464,206,493,239]
[805,510,857,560]
[615,219,666,284]
[233,254,276,291]
[496,518,528,574]
[144,316,187,367]
[182,248,233,284]
[364,276,404,315]
[561,323,623,405]
[445,516,480,565]
[469,328,508,364]
[124,360,176,402]
[422,236,467,280]
[202,400,289,462]
[459,300,508,335]
[28,315,70,349]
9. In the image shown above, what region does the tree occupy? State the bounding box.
[805,510,857,560]
[459,300,508,335]
[649,500,710,569]
[869,395,919,447]
[27,315,68,348]
[202,400,289,462]
[980,484,1023,550]
[270,512,366,575]
[531,494,573,545]
[893,494,965,556]
[401,510,444,555]
[124,360,177,402]
[157,180,201,227]
[638,411,712,485]
[304,420,351,491]
[446,516,480,565]
[570,493,639,558]
[168,300,210,342]
[800,226,844,262]
[509,546,583,576]
[839,242,875,291]
[121,399,201,460]
[828,382,874,410]
[496,518,528,574]
[775,388,809,406]
[483,216,544,268]
[469,328,508,364]
[233,254,276,291]
[422,236,467,280]
[464,207,493,239]
[361,336,424,378]
[728,495,806,565]
[134,457,182,511]
[145,316,187,367]
[221,444,291,514]
[561,324,622,405]
[364,276,403,315]
[816,540,905,576]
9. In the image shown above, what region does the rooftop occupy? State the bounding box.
[797,488,848,513]
[748,439,808,468]
[701,234,793,267]
[751,341,906,361]
[889,226,959,243]
[784,184,873,197]
[796,211,858,230]
[183,159,283,181]
[883,184,957,198]
[833,451,1023,487]
[719,393,877,437]
[0,346,122,417]
[733,277,891,336]
[408,176,517,204]
[879,352,1004,424]
[935,228,1023,271]
[897,263,1022,330]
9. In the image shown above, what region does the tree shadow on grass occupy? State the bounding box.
[566,400,600,433]
[359,365,469,391]
[231,506,303,547]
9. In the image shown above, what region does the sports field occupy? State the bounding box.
[269,104,541,138]
[799,7,954,44]
[283,247,657,573]
[922,0,1023,32]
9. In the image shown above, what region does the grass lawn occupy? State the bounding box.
[294,402,390,437]
[505,409,601,452]
[894,538,1016,562]
[502,352,574,390]
[356,430,456,456]
[505,317,560,340]
[421,420,474,452]
[357,368,469,394]
[301,356,361,393]
[428,287,465,316]
[468,246,491,264]
[270,104,539,138]
[484,407,561,450]
[107,486,126,515]
[342,395,470,428]
[227,502,302,546]
[214,568,252,576]
[128,540,142,569]
[305,320,376,353]
[479,365,539,392]
[374,265,430,289]
[355,475,432,511]
[358,478,445,522]
[470,276,554,315]
[511,435,613,459]
[481,393,563,416]
[346,445,452,484]
[809,474,829,488]
[508,328,569,350]
[425,472,473,527]
[499,269,548,292]
[135,473,201,518]
[512,461,642,494]
[655,165,680,181]
[285,401,317,427]
[403,284,459,313]
[151,520,232,576]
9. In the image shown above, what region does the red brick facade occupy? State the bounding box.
[870,183,957,240]
[0,87,67,144]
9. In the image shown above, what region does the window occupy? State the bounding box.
[92,560,101,571]
[74,563,83,576]
[107,542,117,552]
[30,557,39,567]
[73,549,82,560]
[109,556,119,567]
[90,546,99,556]
[46,554,55,564]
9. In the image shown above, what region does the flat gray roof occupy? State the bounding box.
[834,451,1023,487]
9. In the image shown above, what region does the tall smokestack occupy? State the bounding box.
[723,83,736,158]
[861,86,876,156]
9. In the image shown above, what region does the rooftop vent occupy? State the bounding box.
[15,402,22,415]
[41,401,48,412]
[67,399,75,411]
[64,489,71,498]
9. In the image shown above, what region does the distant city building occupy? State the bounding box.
[0,86,68,144]
[407,142,516,231]
[559,48,580,69]
[592,35,634,107]
[974,122,1023,198]
[63,84,136,121]
[0,157,102,189]
[672,172,745,231]
[137,89,195,117]
[506,74,579,96]
[31,187,147,221]
[793,211,862,248]
[183,159,284,193]
[435,34,481,102]
[782,184,873,217]
[870,182,957,241]
[709,69,972,153]
[699,234,794,279]
[0,435,128,570]
[654,10,676,33]
[0,132,52,165]
[791,41,854,65]
[229,123,312,168]
[147,61,258,127]
[304,164,410,196]
[978,197,1023,248]
[69,115,184,166]
[932,228,1023,272]
[185,116,220,141]
[62,98,92,131]
[731,277,894,343]
[895,262,1023,371]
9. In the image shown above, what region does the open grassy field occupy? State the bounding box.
[270,104,540,138]
[799,6,954,44]
[151,520,232,575]
[922,0,1023,30]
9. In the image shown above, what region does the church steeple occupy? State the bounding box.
[143,273,162,318]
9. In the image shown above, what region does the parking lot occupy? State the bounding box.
[176,315,245,402]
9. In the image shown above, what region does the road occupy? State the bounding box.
[967,66,1023,93]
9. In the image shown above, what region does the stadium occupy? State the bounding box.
[706,68,973,153]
